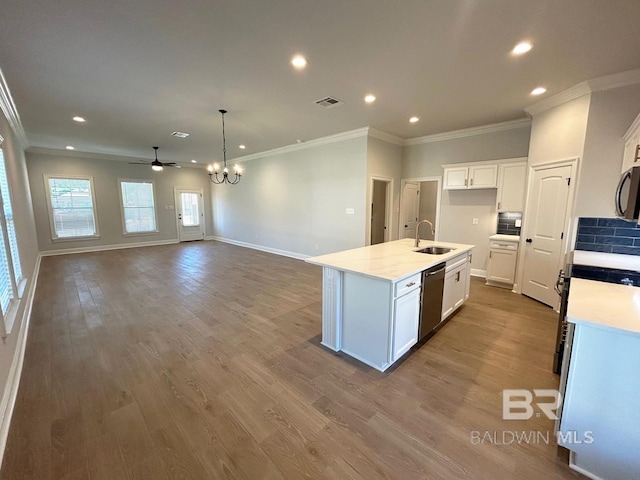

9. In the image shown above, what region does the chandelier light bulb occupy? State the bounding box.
[207,165,214,172]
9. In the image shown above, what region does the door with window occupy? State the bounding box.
[175,188,205,242]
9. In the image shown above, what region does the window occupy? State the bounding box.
[180,192,200,226]
[0,143,21,332]
[119,180,157,234]
[45,175,98,239]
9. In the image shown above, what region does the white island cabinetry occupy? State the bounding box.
[307,239,474,372]
[442,254,470,320]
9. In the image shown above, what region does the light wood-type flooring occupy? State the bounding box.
[1,241,584,479]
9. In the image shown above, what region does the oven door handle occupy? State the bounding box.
[554,270,564,296]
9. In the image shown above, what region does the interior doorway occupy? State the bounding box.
[399,177,441,240]
[369,177,392,245]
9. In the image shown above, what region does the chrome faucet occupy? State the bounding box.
[415,220,435,247]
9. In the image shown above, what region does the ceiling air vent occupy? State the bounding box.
[314,96,344,108]
[171,131,190,138]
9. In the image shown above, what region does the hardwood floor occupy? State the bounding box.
[1,241,584,479]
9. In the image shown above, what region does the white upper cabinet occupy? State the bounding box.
[622,112,640,174]
[443,167,468,189]
[443,163,498,190]
[468,164,498,189]
[496,162,527,212]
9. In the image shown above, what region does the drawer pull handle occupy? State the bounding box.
[406,282,416,287]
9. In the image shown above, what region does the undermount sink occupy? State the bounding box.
[415,246,454,255]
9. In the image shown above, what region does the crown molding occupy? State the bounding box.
[403,118,531,146]
[367,127,404,146]
[25,146,205,168]
[587,68,640,93]
[0,68,28,149]
[235,127,369,163]
[524,82,592,117]
[525,68,640,117]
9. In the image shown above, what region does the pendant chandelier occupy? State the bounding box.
[207,109,242,184]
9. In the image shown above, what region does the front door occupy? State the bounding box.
[401,181,420,239]
[521,164,573,308]
[175,188,205,242]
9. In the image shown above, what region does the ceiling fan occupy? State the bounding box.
[130,146,180,171]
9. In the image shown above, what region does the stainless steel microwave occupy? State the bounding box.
[616,166,640,219]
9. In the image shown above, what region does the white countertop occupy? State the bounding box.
[305,238,474,282]
[568,278,640,336]
[489,234,520,242]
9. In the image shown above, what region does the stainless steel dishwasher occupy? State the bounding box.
[419,262,446,341]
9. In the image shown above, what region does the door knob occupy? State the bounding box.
[525,238,532,243]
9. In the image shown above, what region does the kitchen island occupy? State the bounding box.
[306,238,474,371]
[558,278,640,480]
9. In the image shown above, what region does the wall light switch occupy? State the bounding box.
[515,219,522,227]
[346,208,355,215]
[472,218,479,225]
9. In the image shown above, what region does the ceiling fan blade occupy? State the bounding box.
[167,164,181,168]
[163,162,177,165]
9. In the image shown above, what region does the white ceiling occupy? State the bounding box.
[1,0,640,165]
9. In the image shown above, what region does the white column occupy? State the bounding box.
[321,267,342,351]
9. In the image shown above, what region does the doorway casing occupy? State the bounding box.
[398,176,442,241]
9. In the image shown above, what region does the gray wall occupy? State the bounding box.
[0,111,39,412]
[27,151,213,252]
[402,126,531,273]
[211,136,368,256]
[366,136,402,244]
[578,84,640,217]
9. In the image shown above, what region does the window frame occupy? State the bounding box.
[0,136,21,334]
[118,178,159,236]
[44,174,100,241]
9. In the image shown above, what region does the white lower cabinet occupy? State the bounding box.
[442,256,468,321]
[486,248,517,285]
[392,286,421,362]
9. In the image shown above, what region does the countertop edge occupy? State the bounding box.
[306,242,474,283]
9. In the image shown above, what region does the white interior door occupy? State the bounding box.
[175,188,205,242]
[401,181,420,239]
[521,164,573,307]
[371,180,388,245]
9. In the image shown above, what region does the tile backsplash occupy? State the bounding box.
[576,217,640,255]
[497,212,522,236]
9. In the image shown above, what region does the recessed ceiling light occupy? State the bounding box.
[512,42,533,55]
[291,55,307,69]
[531,87,547,96]
[72,116,86,123]
[65,145,75,150]
[409,116,419,123]
[364,94,376,103]
[191,159,197,163]
[239,145,246,150]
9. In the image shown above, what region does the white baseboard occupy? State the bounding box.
[0,253,42,467]
[40,238,179,257]
[207,236,310,260]
[470,268,487,278]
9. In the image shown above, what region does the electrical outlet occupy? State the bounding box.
[515,219,522,227]
[472,218,479,225]
[346,208,355,215]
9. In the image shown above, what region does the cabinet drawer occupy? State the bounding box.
[490,241,518,250]
[394,272,421,298]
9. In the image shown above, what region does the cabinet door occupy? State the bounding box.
[469,164,498,189]
[497,163,526,211]
[622,131,640,174]
[443,167,468,190]
[392,288,420,361]
[486,248,517,284]
[442,263,467,320]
